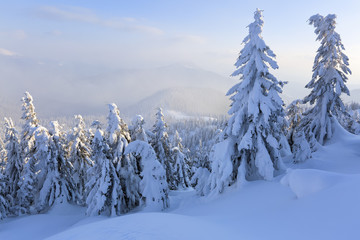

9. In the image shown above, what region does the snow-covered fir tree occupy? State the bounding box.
[20,92,39,163]
[106,103,131,165]
[17,92,43,214]
[37,122,76,212]
[0,174,10,219]
[3,118,22,213]
[286,100,305,144]
[300,14,351,145]
[150,108,175,189]
[86,126,124,216]
[67,115,93,205]
[335,103,360,135]
[129,115,148,142]
[106,103,140,213]
[171,130,190,189]
[190,139,211,196]
[128,115,148,174]
[0,137,6,173]
[208,9,286,194]
[17,151,37,214]
[286,100,311,162]
[18,126,49,214]
[346,109,360,134]
[125,140,168,211]
[292,129,312,163]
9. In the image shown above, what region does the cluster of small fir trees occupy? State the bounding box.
[0,95,190,219]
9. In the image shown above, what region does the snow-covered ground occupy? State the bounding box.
[2,122,360,240]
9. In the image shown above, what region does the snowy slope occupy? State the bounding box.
[1,122,360,240]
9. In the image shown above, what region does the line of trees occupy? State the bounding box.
[0,9,359,219]
[0,96,191,219]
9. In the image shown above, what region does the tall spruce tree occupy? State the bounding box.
[125,140,169,211]
[300,14,351,145]
[127,115,168,210]
[129,115,148,142]
[191,139,211,196]
[208,9,286,194]
[17,92,42,214]
[67,115,93,205]
[286,101,312,162]
[0,173,10,219]
[86,127,124,216]
[18,126,50,214]
[286,100,305,144]
[3,118,22,213]
[129,115,147,175]
[105,103,140,213]
[0,137,6,173]
[37,122,76,212]
[150,108,174,189]
[20,92,39,163]
[171,131,190,189]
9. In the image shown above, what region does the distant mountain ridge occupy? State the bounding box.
[123,87,230,121]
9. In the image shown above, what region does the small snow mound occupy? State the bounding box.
[281,169,344,198]
[327,117,358,144]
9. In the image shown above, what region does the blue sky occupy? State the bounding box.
[1,1,359,75]
[0,1,360,115]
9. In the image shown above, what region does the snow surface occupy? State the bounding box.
[1,122,360,240]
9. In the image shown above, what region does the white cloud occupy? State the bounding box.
[37,6,164,35]
[0,48,18,56]
[170,34,207,44]
[38,6,98,23]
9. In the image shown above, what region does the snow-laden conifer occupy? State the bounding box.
[125,140,168,211]
[18,126,50,214]
[300,14,351,145]
[0,137,6,173]
[105,103,140,213]
[129,115,148,142]
[292,130,312,163]
[286,100,312,162]
[67,115,93,205]
[150,108,175,189]
[3,118,22,211]
[128,115,148,175]
[171,131,190,189]
[20,92,39,163]
[17,92,44,214]
[286,100,304,142]
[191,139,211,196]
[0,174,10,219]
[106,103,131,159]
[37,122,76,212]
[344,110,360,135]
[86,127,124,216]
[208,9,286,194]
